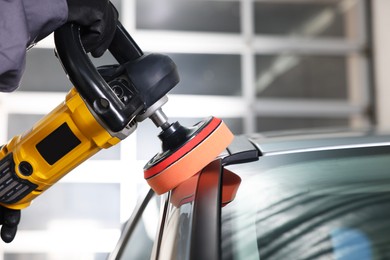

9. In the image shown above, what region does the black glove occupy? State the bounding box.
[67,0,118,57]
[0,205,20,243]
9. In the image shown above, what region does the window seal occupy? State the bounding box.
[190,159,223,260]
[108,189,155,260]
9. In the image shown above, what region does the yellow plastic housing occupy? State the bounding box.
[0,88,120,209]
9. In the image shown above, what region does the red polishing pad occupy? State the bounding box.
[144,117,233,194]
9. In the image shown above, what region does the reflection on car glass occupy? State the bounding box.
[221,151,390,259]
[256,191,390,259]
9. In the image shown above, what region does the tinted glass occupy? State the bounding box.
[221,146,390,259]
[255,55,348,99]
[256,117,349,132]
[158,174,200,260]
[119,195,160,260]
[254,1,360,39]
[168,53,242,96]
[136,0,240,33]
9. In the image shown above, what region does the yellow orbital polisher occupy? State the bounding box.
[0,21,233,210]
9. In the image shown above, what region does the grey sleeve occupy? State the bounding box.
[0,0,68,92]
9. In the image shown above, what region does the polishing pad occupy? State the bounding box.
[144,117,233,194]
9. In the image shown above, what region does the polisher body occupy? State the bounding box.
[0,21,234,211]
[0,88,120,209]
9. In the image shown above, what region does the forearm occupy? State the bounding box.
[0,0,68,92]
[22,0,68,44]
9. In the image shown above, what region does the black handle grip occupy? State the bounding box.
[54,22,144,133]
[0,154,37,205]
[109,22,143,63]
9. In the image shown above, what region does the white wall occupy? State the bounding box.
[372,0,390,128]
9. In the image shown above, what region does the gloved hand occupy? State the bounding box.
[67,0,118,57]
[0,205,20,243]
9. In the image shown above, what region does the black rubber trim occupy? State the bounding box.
[108,189,155,260]
[108,22,143,63]
[222,135,260,166]
[190,159,222,260]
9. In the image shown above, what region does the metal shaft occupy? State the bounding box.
[149,109,170,130]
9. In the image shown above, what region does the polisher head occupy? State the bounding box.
[144,116,233,194]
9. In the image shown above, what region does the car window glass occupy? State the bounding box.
[254,2,352,39]
[256,116,349,132]
[168,53,242,96]
[255,55,347,100]
[158,173,201,259]
[136,0,240,33]
[118,194,160,260]
[221,147,390,260]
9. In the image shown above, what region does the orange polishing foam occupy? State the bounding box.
[144,117,233,194]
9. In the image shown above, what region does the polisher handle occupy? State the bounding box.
[108,22,143,63]
[54,22,144,133]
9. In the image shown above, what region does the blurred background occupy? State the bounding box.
[0,0,389,259]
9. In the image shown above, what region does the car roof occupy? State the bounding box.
[246,127,390,156]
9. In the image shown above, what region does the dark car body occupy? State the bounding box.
[109,128,390,260]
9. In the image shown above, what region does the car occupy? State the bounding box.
[108,127,390,260]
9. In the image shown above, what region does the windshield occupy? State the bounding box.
[221,146,390,260]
